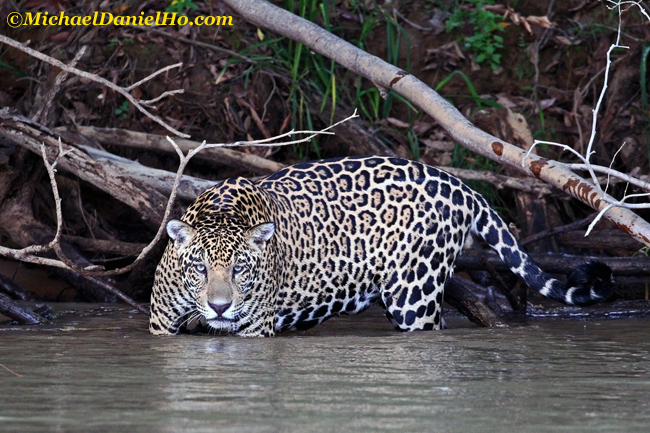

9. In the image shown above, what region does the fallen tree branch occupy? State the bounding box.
[79,146,217,202]
[63,236,147,257]
[0,274,38,301]
[62,126,285,175]
[223,0,650,247]
[555,230,645,253]
[0,110,170,227]
[66,126,552,197]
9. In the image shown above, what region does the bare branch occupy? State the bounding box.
[568,164,650,192]
[125,62,183,91]
[202,110,359,149]
[521,0,650,240]
[0,34,188,138]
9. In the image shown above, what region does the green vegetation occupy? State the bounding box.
[435,70,501,110]
[114,100,129,120]
[166,0,198,15]
[221,0,417,157]
[0,59,25,78]
[446,0,504,70]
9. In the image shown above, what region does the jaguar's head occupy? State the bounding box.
[166,218,276,336]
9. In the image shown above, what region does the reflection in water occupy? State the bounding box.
[1,308,650,433]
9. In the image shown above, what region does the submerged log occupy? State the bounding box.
[0,293,49,324]
[527,300,650,320]
[444,276,508,327]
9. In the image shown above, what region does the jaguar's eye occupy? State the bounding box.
[232,265,243,276]
[194,264,207,275]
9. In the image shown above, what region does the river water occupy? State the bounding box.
[1,305,649,433]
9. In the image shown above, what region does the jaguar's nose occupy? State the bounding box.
[208,301,232,318]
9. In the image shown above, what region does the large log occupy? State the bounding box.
[64,125,285,175]
[80,145,216,201]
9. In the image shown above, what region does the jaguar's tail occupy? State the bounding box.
[471,204,613,306]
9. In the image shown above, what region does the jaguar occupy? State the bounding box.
[149,156,612,336]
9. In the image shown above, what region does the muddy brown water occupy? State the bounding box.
[1,305,649,433]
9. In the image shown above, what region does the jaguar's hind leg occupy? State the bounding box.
[380,269,445,331]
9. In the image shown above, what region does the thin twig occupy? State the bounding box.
[520,214,597,246]
[33,45,87,124]
[522,1,650,236]
[0,363,24,378]
[125,62,183,91]
[568,163,650,192]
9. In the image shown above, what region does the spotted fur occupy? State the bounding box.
[149,156,612,336]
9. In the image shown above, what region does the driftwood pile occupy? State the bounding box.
[1,106,649,329]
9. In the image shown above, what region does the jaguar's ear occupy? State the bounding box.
[167,219,195,252]
[246,222,275,253]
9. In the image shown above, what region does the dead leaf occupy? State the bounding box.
[520,18,532,35]
[412,120,435,136]
[496,94,519,109]
[424,41,465,71]
[525,16,554,29]
[51,32,71,42]
[385,117,409,128]
[539,98,556,111]
[113,4,130,14]
[553,36,574,46]
[131,87,143,100]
